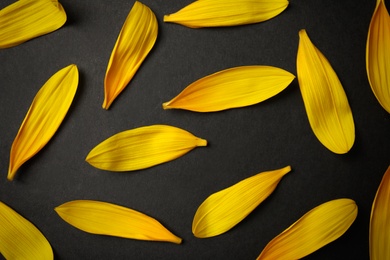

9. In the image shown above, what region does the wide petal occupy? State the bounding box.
[8,64,79,180]
[257,198,357,260]
[296,29,355,154]
[366,0,390,113]
[55,200,182,244]
[192,166,291,238]
[164,0,289,28]
[0,201,53,259]
[103,1,158,109]
[0,0,66,48]
[163,66,295,112]
[370,166,390,260]
[86,125,207,172]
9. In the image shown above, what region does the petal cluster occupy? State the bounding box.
[296,29,355,154]
[55,200,182,244]
[257,198,357,259]
[164,0,289,28]
[8,64,79,180]
[163,66,295,112]
[86,125,207,172]
[103,1,158,109]
[0,0,66,48]
[192,166,291,238]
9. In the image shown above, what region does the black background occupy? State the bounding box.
[0,0,389,259]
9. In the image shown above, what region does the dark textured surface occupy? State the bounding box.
[0,0,389,259]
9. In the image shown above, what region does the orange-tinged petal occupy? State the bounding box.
[103,1,158,109]
[370,166,390,260]
[366,0,390,113]
[296,29,355,154]
[0,0,66,48]
[192,166,291,238]
[257,198,357,260]
[8,64,79,180]
[0,201,53,259]
[55,200,182,244]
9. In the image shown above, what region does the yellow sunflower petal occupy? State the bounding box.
[163,66,295,112]
[366,0,390,113]
[296,29,355,154]
[257,198,357,260]
[0,201,53,259]
[192,166,291,238]
[163,0,289,28]
[103,1,158,109]
[55,200,182,244]
[0,0,66,49]
[370,166,390,260]
[86,125,207,172]
[8,64,79,180]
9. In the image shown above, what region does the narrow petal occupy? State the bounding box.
[192,166,291,238]
[8,64,79,180]
[366,0,390,113]
[296,29,355,154]
[0,0,66,48]
[370,166,390,260]
[0,201,53,259]
[163,66,295,112]
[55,200,182,244]
[257,198,357,260]
[103,1,158,109]
[164,0,289,28]
[86,125,207,172]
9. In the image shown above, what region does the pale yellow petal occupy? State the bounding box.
[103,1,158,109]
[86,125,207,172]
[296,29,355,154]
[366,0,390,113]
[8,64,79,180]
[55,200,182,244]
[0,201,53,259]
[163,66,295,112]
[370,166,390,260]
[192,166,291,238]
[0,0,66,48]
[164,0,289,28]
[257,198,357,260]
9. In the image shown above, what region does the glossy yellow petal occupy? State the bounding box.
[257,198,357,260]
[86,125,207,172]
[55,200,182,244]
[164,0,289,28]
[0,0,66,49]
[8,64,79,180]
[163,66,295,112]
[366,0,390,113]
[370,166,390,260]
[103,1,158,109]
[296,29,355,154]
[192,166,291,238]
[0,201,53,259]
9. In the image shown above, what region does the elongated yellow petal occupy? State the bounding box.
[163,66,295,112]
[164,0,289,28]
[257,198,357,260]
[370,166,390,260]
[55,200,182,244]
[366,0,390,113]
[103,1,158,109]
[0,0,66,49]
[8,64,79,180]
[86,125,207,172]
[192,166,291,238]
[296,29,355,154]
[0,201,53,259]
